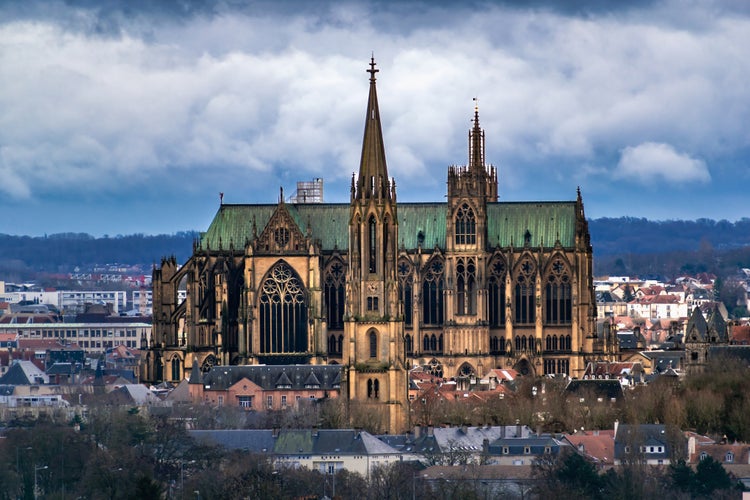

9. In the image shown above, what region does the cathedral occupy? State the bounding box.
[146,58,615,433]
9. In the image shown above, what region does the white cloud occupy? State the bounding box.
[615,142,710,184]
[0,1,749,233]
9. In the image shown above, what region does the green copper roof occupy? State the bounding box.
[200,200,578,252]
[487,202,577,248]
[273,430,313,454]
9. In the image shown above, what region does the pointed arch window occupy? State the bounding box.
[367,378,380,399]
[398,259,414,327]
[259,262,308,354]
[545,256,572,325]
[171,356,181,381]
[422,258,444,326]
[324,259,346,331]
[514,257,537,324]
[405,334,413,355]
[456,258,477,315]
[455,203,476,245]
[368,215,377,274]
[369,330,377,358]
[488,257,507,327]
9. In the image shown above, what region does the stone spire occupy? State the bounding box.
[356,56,391,200]
[469,98,484,172]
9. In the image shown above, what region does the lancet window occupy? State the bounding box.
[454,203,476,245]
[456,258,476,315]
[488,257,507,327]
[514,257,537,324]
[259,262,308,354]
[397,258,414,327]
[368,215,377,273]
[422,257,444,326]
[545,256,572,325]
[324,259,346,330]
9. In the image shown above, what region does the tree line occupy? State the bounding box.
[3,217,750,281]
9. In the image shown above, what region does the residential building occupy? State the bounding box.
[189,428,402,478]
[187,364,342,411]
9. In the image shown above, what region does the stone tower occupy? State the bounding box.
[343,58,408,434]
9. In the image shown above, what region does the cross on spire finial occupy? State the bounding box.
[367,55,379,83]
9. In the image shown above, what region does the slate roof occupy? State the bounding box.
[199,201,580,253]
[189,429,276,453]
[614,424,671,460]
[642,350,684,373]
[377,425,533,456]
[198,364,343,391]
[105,384,162,405]
[487,435,569,457]
[0,361,49,385]
[565,379,624,400]
[189,429,400,456]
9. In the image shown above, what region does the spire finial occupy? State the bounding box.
[367,54,379,83]
[472,97,480,129]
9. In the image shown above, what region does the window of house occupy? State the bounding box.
[238,396,253,408]
[502,447,509,455]
[281,395,287,408]
[726,452,734,463]
[217,396,223,406]
[524,446,531,455]
[267,395,273,409]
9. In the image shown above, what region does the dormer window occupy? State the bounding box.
[726,451,734,463]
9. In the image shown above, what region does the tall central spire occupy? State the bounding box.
[469,98,484,171]
[356,56,391,200]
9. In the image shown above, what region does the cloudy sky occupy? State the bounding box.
[1,0,749,236]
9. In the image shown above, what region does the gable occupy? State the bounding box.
[228,377,263,394]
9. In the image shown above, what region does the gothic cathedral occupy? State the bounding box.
[146,58,614,434]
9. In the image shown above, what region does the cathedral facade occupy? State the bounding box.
[145,59,615,433]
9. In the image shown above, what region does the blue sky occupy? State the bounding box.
[1,0,749,236]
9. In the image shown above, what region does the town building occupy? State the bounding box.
[146,58,609,434]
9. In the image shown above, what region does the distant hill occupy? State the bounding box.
[0,232,197,281]
[589,217,750,256]
[1,217,750,282]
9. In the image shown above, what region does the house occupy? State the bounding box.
[613,423,672,465]
[189,428,402,478]
[485,434,570,466]
[0,360,49,386]
[188,363,342,411]
[378,425,534,466]
[563,429,615,467]
[420,464,536,499]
